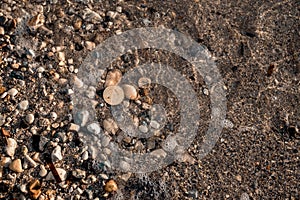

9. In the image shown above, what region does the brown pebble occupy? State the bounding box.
[122,84,138,100]
[103,85,124,105]
[9,159,23,173]
[29,179,42,199]
[104,180,118,193]
[105,69,122,87]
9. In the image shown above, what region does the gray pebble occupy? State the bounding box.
[87,123,101,134]
[150,120,160,129]
[150,149,167,158]
[75,110,89,126]
[138,125,148,133]
[25,114,35,124]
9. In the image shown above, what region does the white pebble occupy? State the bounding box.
[51,145,63,162]
[81,151,89,160]
[103,85,124,105]
[7,88,18,97]
[18,100,29,110]
[6,138,17,157]
[138,77,151,88]
[69,123,80,132]
[39,165,47,177]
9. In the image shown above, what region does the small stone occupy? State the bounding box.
[39,165,47,177]
[50,112,57,121]
[6,138,17,157]
[72,169,86,179]
[236,175,242,182]
[87,123,101,134]
[51,145,63,162]
[69,123,80,132]
[24,154,37,168]
[103,85,124,105]
[138,77,151,88]
[19,100,29,110]
[73,18,82,30]
[27,14,45,30]
[105,69,122,87]
[82,151,89,160]
[122,84,138,100]
[82,8,103,23]
[103,118,118,134]
[150,149,167,158]
[138,125,148,133]
[116,6,122,13]
[85,41,95,50]
[75,110,89,126]
[1,157,11,167]
[25,114,35,124]
[104,180,118,193]
[150,120,160,129]
[46,168,67,181]
[9,159,23,173]
[7,88,18,97]
[203,88,209,96]
[0,26,4,35]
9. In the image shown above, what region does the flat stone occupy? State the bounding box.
[103,85,124,105]
[104,69,122,87]
[72,169,86,179]
[138,125,148,133]
[103,118,118,134]
[69,123,80,132]
[9,159,23,173]
[150,120,160,129]
[87,123,101,134]
[122,84,138,100]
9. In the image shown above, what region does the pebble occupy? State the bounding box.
[105,69,122,87]
[0,26,4,35]
[150,149,167,158]
[87,123,101,134]
[9,159,23,173]
[85,41,95,50]
[39,165,47,177]
[75,110,89,127]
[116,6,122,13]
[104,180,118,193]
[122,84,138,100]
[103,118,118,134]
[236,175,242,182]
[138,77,151,88]
[82,8,103,23]
[29,179,42,199]
[72,169,86,179]
[119,160,130,171]
[6,138,17,157]
[51,145,63,162]
[50,112,57,121]
[46,168,67,181]
[81,151,89,160]
[24,155,37,168]
[150,120,160,129]
[25,114,35,124]
[19,100,29,110]
[101,135,111,147]
[138,125,148,133]
[69,123,80,132]
[7,88,18,97]
[103,85,124,105]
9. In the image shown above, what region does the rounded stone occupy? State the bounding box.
[104,180,118,193]
[103,86,124,105]
[19,100,29,110]
[25,114,35,124]
[121,84,138,100]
